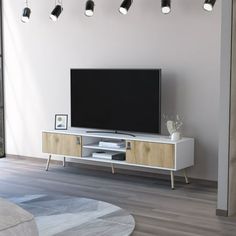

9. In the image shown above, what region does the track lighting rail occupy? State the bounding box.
[21,0,217,23]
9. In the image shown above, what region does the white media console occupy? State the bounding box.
[42,130,194,189]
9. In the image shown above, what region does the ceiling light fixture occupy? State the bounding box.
[85,0,95,17]
[50,0,63,22]
[203,0,216,12]
[161,0,171,14]
[119,0,133,15]
[21,0,31,23]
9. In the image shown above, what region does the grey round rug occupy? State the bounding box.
[8,194,135,236]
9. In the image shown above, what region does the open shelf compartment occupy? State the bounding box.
[83,143,126,153]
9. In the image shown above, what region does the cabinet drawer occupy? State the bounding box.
[42,132,82,157]
[126,141,175,169]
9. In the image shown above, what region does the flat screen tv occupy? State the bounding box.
[71,69,161,134]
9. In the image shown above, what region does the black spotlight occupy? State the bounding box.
[85,0,95,17]
[161,0,171,14]
[50,5,63,21]
[119,0,133,15]
[203,0,216,12]
[22,7,31,23]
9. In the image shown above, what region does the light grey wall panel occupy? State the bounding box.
[217,0,232,214]
[228,0,236,217]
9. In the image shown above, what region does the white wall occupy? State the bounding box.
[3,0,221,180]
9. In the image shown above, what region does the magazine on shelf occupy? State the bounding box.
[92,151,125,161]
[98,140,125,148]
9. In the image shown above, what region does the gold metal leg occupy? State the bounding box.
[183,169,189,184]
[45,155,51,171]
[63,156,66,167]
[111,163,115,174]
[170,171,175,190]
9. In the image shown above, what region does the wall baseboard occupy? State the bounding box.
[216,209,228,217]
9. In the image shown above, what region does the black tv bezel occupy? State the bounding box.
[70,68,162,135]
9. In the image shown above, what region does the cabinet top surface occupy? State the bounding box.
[42,129,194,144]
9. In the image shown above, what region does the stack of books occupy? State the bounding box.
[92,151,125,161]
[98,140,125,148]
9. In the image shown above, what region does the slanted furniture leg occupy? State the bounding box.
[63,156,66,167]
[170,170,175,190]
[111,163,115,174]
[183,168,189,184]
[45,154,51,171]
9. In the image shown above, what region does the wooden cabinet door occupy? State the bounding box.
[126,140,175,169]
[42,132,82,157]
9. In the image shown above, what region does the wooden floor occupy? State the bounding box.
[0,156,235,236]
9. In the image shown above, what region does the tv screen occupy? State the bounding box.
[71,69,161,134]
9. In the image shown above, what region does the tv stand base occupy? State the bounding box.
[42,130,194,189]
[44,153,190,190]
[86,130,136,137]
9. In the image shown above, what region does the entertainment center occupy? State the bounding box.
[42,68,194,189]
[42,130,194,189]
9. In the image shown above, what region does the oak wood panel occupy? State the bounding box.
[126,141,175,169]
[42,132,82,157]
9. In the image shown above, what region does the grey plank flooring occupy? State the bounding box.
[0,156,235,236]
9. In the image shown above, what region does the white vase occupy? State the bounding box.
[171,132,181,141]
[166,120,175,135]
